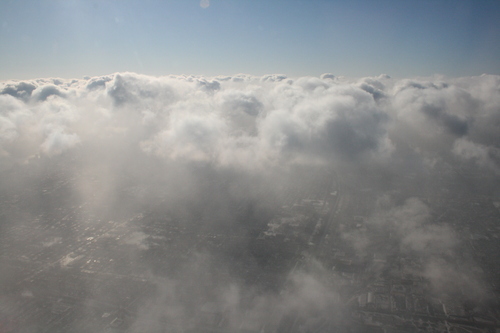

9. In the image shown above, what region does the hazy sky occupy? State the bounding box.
[1,0,499,80]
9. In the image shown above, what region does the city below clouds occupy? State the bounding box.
[0,72,499,332]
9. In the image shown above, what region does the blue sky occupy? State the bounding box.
[1,0,499,80]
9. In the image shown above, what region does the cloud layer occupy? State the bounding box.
[2,73,499,174]
[1,72,499,331]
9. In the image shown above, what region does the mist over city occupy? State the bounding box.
[1,72,499,332]
[1,0,500,332]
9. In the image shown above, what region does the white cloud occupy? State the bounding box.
[142,113,226,162]
[367,197,457,256]
[0,72,498,173]
[452,138,500,173]
[40,128,80,156]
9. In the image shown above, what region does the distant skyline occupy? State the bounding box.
[1,0,499,80]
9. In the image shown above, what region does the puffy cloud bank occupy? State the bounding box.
[1,72,499,331]
[1,72,499,174]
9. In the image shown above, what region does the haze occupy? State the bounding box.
[1,1,500,333]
